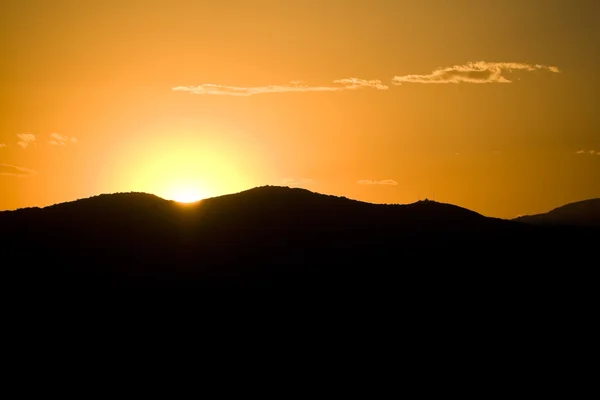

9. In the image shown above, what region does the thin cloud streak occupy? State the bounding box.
[17,133,36,149]
[49,133,78,146]
[0,163,38,177]
[173,78,388,97]
[0,144,6,149]
[357,179,398,185]
[576,149,600,155]
[392,61,560,85]
[174,61,558,96]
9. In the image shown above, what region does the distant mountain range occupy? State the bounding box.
[0,186,597,293]
[513,198,600,227]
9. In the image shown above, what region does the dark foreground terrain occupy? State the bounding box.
[2,186,597,378]
[1,186,597,296]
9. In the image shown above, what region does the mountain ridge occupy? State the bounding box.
[0,185,596,292]
[513,198,600,227]
[1,185,487,218]
[9,185,595,226]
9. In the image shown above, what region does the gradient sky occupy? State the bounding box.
[1,0,599,218]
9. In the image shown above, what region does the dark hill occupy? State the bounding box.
[194,186,493,233]
[3,187,594,387]
[0,186,596,293]
[513,198,600,227]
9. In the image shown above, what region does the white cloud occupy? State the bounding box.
[174,61,559,97]
[576,149,599,155]
[0,163,38,177]
[282,178,314,187]
[357,179,397,185]
[392,61,560,85]
[16,133,36,149]
[332,78,389,91]
[173,78,388,97]
[49,132,77,146]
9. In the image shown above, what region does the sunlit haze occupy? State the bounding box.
[168,185,205,204]
[1,0,599,218]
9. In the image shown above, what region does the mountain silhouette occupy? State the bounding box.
[513,198,600,227]
[0,186,596,294]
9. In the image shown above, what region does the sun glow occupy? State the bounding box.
[106,128,265,206]
[168,186,205,203]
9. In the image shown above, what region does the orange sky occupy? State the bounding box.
[1,0,599,218]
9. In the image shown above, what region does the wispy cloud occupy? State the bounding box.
[282,177,314,187]
[173,78,388,97]
[392,61,559,85]
[0,144,5,149]
[174,61,559,97]
[17,134,36,149]
[332,78,388,90]
[576,149,600,155]
[48,133,78,146]
[357,179,398,185]
[0,163,38,177]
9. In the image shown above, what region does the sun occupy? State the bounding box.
[169,186,205,203]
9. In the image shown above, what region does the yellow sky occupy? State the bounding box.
[1,0,599,218]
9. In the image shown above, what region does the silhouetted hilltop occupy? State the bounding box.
[513,198,600,227]
[196,185,493,231]
[401,198,489,224]
[0,186,596,292]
